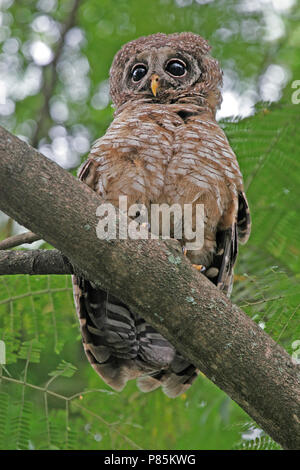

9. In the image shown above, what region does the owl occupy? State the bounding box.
[72,33,251,397]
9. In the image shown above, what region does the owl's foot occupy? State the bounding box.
[182,247,206,272]
[192,264,206,272]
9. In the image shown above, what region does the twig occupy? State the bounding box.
[0,231,41,250]
[0,374,142,450]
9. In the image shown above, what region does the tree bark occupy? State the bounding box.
[0,249,73,275]
[0,125,299,449]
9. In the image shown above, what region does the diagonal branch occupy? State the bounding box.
[0,125,299,449]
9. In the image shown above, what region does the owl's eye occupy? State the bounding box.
[131,64,148,82]
[165,59,187,77]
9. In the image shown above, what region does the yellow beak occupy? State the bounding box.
[151,74,160,97]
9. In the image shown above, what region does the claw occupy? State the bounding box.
[192,264,206,272]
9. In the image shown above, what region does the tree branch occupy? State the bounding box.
[0,125,299,449]
[0,249,73,275]
[0,231,41,250]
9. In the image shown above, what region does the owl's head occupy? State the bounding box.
[110,32,223,115]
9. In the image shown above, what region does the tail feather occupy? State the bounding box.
[162,360,199,398]
[73,275,198,397]
[137,375,162,393]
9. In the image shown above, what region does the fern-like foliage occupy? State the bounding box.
[232,422,282,450]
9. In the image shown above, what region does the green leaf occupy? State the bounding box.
[48,360,77,379]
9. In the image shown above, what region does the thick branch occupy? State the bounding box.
[0,126,299,449]
[0,249,73,275]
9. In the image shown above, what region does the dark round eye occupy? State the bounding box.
[131,64,147,82]
[165,59,187,77]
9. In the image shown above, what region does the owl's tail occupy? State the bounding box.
[72,276,198,397]
[137,361,199,398]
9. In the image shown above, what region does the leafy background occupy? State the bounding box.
[0,0,300,450]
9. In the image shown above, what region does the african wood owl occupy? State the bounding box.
[72,33,251,397]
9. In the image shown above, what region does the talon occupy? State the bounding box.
[192,264,206,272]
[182,247,187,256]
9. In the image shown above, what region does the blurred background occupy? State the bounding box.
[0,0,299,450]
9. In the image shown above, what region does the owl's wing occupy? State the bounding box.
[237,191,251,244]
[77,157,98,189]
[213,191,251,296]
[74,157,141,390]
[214,224,237,296]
